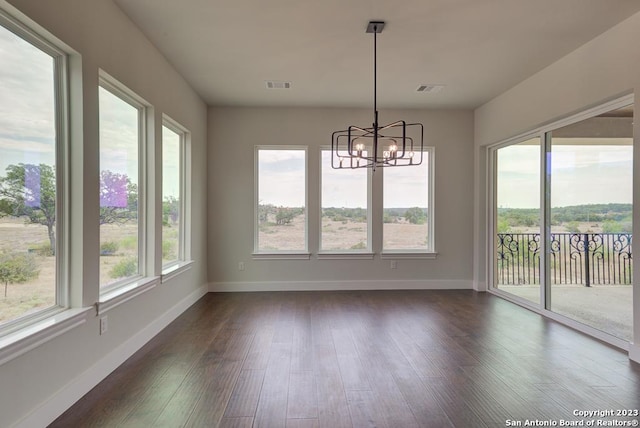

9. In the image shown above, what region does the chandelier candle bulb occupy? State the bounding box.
[389,144,397,159]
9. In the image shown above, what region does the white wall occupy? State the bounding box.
[208,107,475,290]
[0,1,208,426]
[473,12,640,360]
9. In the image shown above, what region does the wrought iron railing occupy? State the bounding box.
[496,233,632,286]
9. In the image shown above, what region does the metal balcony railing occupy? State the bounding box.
[496,233,632,286]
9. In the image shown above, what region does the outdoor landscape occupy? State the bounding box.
[0,163,180,325]
[497,203,633,234]
[257,204,429,251]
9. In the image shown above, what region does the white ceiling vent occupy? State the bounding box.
[265,80,292,89]
[416,84,445,93]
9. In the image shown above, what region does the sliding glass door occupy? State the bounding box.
[492,100,633,342]
[548,105,633,341]
[494,138,541,305]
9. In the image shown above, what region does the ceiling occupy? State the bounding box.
[114,0,640,109]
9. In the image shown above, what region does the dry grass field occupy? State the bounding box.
[0,218,177,325]
[0,217,56,324]
[258,215,429,251]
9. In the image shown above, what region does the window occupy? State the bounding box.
[98,74,147,290]
[162,118,187,268]
[255,147,307,254]
[320,149,370,252]
[382,149,434,252]
[0,14,68,328]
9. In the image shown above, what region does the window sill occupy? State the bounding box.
[252,252,311,260]
[317,252,375,260]
[161,260,194,283]
[97,276,160,315]
[0,307,92,366]
[380,252,438,260]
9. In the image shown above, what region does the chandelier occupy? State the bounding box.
[331,21,424,170]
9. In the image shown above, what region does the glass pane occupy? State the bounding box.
[321,150,368,251]
[162,125,181,266]
[494,138,541,304]
[383,153,430,250]
[549,105,633,340]
[257,149,306,251]
[99,86,140,288]
[0,26,57,325]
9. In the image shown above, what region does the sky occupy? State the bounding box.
[98,86,139,185]
[382,152,429,208]
[321,150,367,208]
[162,126,181,199]
[258,149,306,207]
[497,142,633,208]
[259,150,430,208]
[0,25,55,174]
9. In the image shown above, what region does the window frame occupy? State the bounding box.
[98,70,151,294]
[381,146,436,258]
[318,146,373,258]
[0,8,71,335]
[161,114,190,273]
[253,145,309,259]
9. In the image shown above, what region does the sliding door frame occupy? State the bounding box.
[487,93,634,351]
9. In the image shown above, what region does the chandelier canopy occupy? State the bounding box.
[331,21,424,170]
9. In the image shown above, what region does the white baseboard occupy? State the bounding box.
[14,284,208,428]
[209,279,472,292]
[630,342,640,363]
[473,280,487,292]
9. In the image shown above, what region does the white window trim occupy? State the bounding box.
[253,145,309,255]
[0,6,73,335]
[252,252,311,260]
[0,307,92,367]
[379,251,438,260]
[161,114,191,271]
[96,276,159,315]
[317,252,374,260]
[98,70,152,294]
[161,260,194,283]
[381,146,436,254]
[318,147,373,254]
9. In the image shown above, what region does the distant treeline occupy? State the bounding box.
[498,203,632,232]
[322,206,428,225]
[258,205,430,226]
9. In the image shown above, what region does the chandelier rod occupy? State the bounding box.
[373,24,377,116]
[373,24,379,165]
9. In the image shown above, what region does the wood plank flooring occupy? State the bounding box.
[50,290,640,427]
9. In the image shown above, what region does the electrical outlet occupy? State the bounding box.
[238,261,245,271]
[100,316,108,335]
[391,260,397,269]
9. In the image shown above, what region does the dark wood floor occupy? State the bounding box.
[51,290,640,428]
